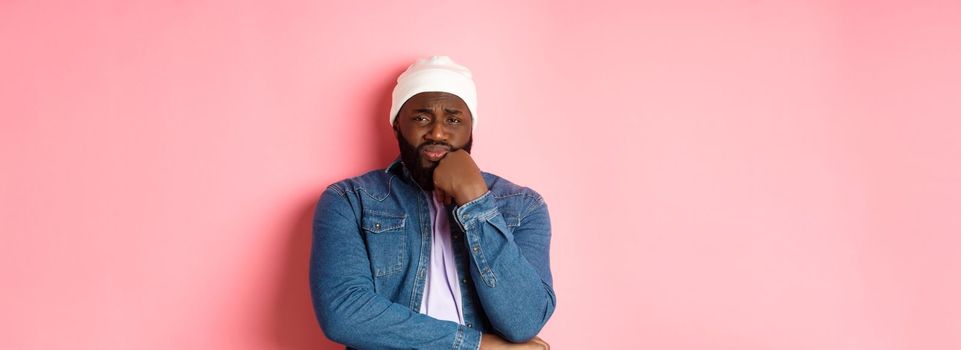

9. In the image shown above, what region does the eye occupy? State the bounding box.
[447,117,462,125]
[412,115,430,123]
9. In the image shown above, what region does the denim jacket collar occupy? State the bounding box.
[385,156,427,192]
[384,156,405,176]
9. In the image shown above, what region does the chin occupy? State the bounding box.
[419,159,439,169]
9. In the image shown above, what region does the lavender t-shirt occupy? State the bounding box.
[418,193,465,324]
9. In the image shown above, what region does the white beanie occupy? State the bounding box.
[389,56,477,128]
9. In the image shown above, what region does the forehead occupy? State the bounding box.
[401,92,468,111]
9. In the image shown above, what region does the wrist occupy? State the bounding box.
[455,183,488,205]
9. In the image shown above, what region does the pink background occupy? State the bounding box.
[2,1,960,349]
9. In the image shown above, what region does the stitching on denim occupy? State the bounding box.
[518,195,546,226]
[362,209,407,219]
[361,210,406,233]
[500,211,520,227]
[363,221,405,233]
[373,236,406,277]
[451,325,464,350]
[482,266,496,287]
[479,208,499,221]
[491,187,541,200]
[354,175,395,202]
[492,191,526,199]
[474,332,482,350]
[410,193,432,310]
[374,254,405,277]
[491,189,542,226]
[325,184,346,197]
[469,240,496,287]
[458,190,491,211]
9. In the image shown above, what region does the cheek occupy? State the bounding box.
[453,130,472,144]
[400,130,423,147]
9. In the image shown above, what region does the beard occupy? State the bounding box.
[395,132,472,192]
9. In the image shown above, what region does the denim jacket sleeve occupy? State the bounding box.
[452,190,557,343]
[309,186,483,350]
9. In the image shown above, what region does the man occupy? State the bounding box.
[310,56,555,350]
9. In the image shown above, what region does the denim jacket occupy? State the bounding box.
[310,158,556,350]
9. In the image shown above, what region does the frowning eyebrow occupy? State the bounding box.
[412,108,463,115]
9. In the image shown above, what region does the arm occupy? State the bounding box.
[431,150,556,343]
[453,190,557,343]
[309,186,483,350]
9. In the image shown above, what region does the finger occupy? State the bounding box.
[532,337,549,350]
[524,340,547,350]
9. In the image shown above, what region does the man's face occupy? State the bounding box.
[393,91,473,190]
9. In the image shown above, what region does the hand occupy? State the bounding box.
[432,149,488,206]
[480,333,550,350]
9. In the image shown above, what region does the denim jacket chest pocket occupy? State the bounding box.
[360,210,407,278]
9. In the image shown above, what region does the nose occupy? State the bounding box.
[424,120,448,142]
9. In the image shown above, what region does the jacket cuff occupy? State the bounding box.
[453,324,483,350]
[453,190,496,231]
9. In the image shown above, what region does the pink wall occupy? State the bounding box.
[2,1,960,349]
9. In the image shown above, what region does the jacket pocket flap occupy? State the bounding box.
[361,211,406,234]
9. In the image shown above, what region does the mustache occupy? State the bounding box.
[417,141,454,152]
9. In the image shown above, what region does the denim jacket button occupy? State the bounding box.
[374,223,381,230]
[466,322,473,328]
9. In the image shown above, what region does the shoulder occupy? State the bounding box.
[324,168,396,201]
[481,171,546,206]
[477,171,549,228]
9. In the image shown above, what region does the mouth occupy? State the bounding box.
[420,144,450,162]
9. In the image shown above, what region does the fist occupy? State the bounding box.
[432,149,488,205]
